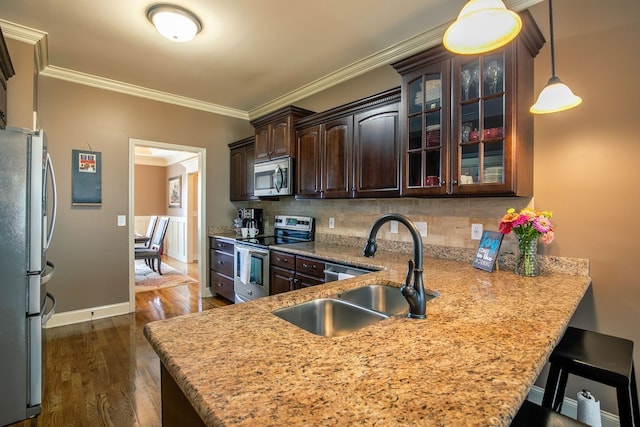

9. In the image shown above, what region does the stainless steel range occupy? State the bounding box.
[233,215,314,303]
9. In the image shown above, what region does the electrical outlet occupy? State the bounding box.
[390,220,398,234]
[328,217,335,229]
[415,221,427,237]
[471,223,483,240]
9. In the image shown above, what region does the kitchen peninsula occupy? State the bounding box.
[144,241,590,426]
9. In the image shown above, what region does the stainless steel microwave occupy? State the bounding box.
[254,157,293,197]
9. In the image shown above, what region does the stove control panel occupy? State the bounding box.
[273,215,314,232]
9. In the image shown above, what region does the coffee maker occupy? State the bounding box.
[235,208,264,236]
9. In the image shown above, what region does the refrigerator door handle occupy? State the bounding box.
[41,260,55,285]
[42,291,56,325]
[45,152,57,250]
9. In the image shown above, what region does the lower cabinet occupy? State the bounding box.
[209,237,235,302]
[270,250,325,294]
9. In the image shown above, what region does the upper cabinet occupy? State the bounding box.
[392,11,544,197]
[0,28,15,129]
[228,136,257,201]
[295,88,401,199]
[250,106,315,163]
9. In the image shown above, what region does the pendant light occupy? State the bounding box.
[443,0,522,55]
[530,0,581,114]
[147,4,202,43]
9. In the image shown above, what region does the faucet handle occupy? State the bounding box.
[405,259,415,288]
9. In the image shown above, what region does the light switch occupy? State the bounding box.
[415,221,427,237]
[471,223,483,240]
[117,215,126,227]
[390,220,398,234]
[328,217,335,229]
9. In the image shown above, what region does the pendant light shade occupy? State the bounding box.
[443,0,522,55]
[147,4,202,42]
[530,77,582,114]
[530,0,581,114]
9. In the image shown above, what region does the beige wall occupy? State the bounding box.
[134,164,165,216]
[30,77,252,312]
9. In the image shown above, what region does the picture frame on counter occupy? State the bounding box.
[472,231,503,272]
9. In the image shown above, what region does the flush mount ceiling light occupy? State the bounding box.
[443,0,522,55]
[530,0,582,114]
[147,4,202,42]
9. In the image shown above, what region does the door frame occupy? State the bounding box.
[128,138,208,313]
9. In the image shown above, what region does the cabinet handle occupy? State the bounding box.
[452,180,458,185]
[277,257,288,262]
[303,263,315,269]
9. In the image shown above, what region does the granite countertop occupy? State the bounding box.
[144,241,591,426]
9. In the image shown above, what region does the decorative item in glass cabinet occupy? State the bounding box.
[499,208,554,277]
[484,60,503,94]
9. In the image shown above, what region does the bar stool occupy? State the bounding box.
[542,327,640,427]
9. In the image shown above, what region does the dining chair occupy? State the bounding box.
[135,215,158,248]
[135,217,170,274]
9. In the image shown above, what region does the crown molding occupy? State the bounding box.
[39,65,249,120]
[0,19,49,72]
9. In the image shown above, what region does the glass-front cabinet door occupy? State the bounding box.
[453,52,508,194]
[401,57,450,196]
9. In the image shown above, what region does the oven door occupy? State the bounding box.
[234,245,269,302]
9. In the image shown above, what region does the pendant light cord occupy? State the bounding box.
[548,0,556,78]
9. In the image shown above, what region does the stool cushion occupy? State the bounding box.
[511,400,587,426]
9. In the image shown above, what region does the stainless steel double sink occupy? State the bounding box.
[272,284,439,337]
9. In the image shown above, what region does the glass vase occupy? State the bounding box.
[515,237,539,277]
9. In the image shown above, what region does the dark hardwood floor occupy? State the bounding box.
[11,256,232,427]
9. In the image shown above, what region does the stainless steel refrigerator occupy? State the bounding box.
[0,127,57,425]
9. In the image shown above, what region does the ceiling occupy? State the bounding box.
[0,0,541,121]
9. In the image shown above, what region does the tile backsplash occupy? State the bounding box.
[250,196,530,253]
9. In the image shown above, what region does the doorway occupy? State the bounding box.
[128,139,208,313]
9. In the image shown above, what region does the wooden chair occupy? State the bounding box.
[135,215,158,248]
[135,217,169,274]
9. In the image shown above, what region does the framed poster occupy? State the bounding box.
[168,175,182,208]
[472,231,504,272]
[71,149,102,206]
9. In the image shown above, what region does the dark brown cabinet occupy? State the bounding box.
[250,106,315,163]
[392,11,543,197]
[353,104,401,198]
[0,28,15,129]
[296,117,353,199]
[295,88,401,199]
[209,237,235,302]
[228,136,256,201]
[270,250,324,294]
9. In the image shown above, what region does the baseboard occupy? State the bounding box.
[43,302,130,328]
[528,385,619,427]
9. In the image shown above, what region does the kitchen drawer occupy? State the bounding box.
[210,249,234,277]
[210,237,234,255]
[296,256,325,279]
[210,270,234,301]
[295,272,324,289]
[270,250,295,270]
